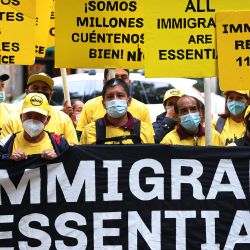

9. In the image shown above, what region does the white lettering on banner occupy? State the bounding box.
[0,168,41,205]
[165,211,197,250]
[171,159,205,200]
[129,159,164,200]
[206,159,246,199]
[55,212,87,249]
[47,161,96,203]
[224,210,250,249]
[0,158,248,205]
[201,211,220,250]
[0,215,13,250]
[18,213,51,249]
[94,212,122,250]
[103,160,123,201]
[128,211,161,249]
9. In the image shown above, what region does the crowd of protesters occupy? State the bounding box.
[0,69,249,161]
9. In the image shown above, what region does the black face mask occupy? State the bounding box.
[36,92,50,103]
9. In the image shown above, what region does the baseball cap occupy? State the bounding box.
[224,90,250,97]
[0,74,9,81]
[22,93,50,116]
[27,73,54,90]
[244,105,250,119]
[163,88,184,103]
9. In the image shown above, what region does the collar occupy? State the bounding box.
[177,124,205,140]
[103,112,135,131]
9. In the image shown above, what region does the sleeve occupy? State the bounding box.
[76,101,92,132]
[80,123,97,144]
[153,117,176,144]
[1,116,16,139]
[62,115,79,144]
[140,122,155,144]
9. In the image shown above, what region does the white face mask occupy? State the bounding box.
[75,113,81,123]
[0,91,5,103]
[22,119,45,138]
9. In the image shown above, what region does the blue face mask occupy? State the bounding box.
[180,112,201,132]
[227,101,246,116]
[106,99,128,118]
[0,91,5,103]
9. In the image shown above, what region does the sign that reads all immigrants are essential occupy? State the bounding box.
[144,0,250,78]
[55,0,144,69]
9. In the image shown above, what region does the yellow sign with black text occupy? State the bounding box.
[0,0,35,65]
[144,0,250,78]
[55,0,144,68]
[216,11,250,91]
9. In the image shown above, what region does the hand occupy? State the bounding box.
[165,106,177,120]
[62,100,73,117]
[41,149,57,160]
[10,150,27,161]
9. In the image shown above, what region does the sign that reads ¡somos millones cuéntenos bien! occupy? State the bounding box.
[216,11,250,91]
[144,0,250,78]
[55,0,144,69]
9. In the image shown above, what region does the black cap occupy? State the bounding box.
[0,74,9,81]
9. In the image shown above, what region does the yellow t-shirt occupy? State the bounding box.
[212,117,245,145]
[76,96,154,134]
[160,128,224,146]
[80,120,154,144]
[1,106,78,144]
[12,132,54,155]
[0,103,14,138]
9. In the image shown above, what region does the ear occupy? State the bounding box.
[25,89,29,95]
[127,97,132,106]
[44,115,51,126]
[102,99,106,109]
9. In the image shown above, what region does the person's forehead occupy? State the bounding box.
[23,111,46,118]
[227,91,245,98]
[115,69,128,76]
[166,96,180,104]
[178,97,197,107]
[105,84,127,94]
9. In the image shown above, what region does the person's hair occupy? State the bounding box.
[174,95,201,114]
[102,78,130,98]
[104,68,129,80]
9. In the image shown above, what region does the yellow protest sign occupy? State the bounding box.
[55,0,144,68]
[144,0,250,78]
[35,0,51,58]
[47,0,55,48]
[216,11,250,91]
[0,1,35,65]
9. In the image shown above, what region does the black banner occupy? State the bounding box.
[0,145,249,249]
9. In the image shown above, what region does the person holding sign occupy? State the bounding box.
[160,95,223,146]
[0,73,14,137]
[0,73,78,144]
[0,93,69,161]
[213,90,250,145]
[80,78,154,144]
[153,88,184,143]
[76,68,153,141]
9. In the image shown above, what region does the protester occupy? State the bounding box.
[62,99,84,127]
[228,105,250,146]
[80,78,154,144]
[0,93,69,161]
[160,95,223,146]
[0,73,78,144]
[153,88,184,143]
[0,73,14,138]
[76,68,153,140]
[213,90,250,145]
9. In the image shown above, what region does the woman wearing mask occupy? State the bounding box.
[228,105,250,146]
[213,90,249,145]
[80,78,154,144]
[0,93,69,161]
